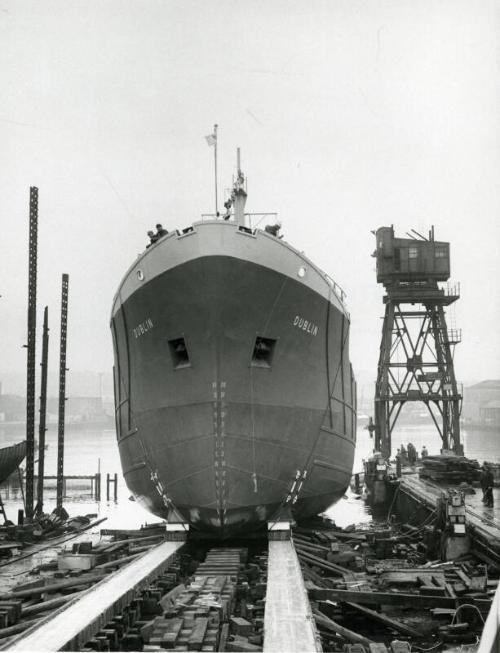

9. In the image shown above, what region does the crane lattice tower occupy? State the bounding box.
[373,226,462,459]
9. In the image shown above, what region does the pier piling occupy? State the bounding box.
[106,473,118,502]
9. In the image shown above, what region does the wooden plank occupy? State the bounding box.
[444,583,457,599]
[161,618,183,649]
[0,617,41,640]
[188,617,208,651]
[313,610,374,646]
[219,622,229,652]
[455,569,471,588]
[0,574,107,599]
[309,587,457,608]
[21,591,85,617]
[345,602,421,638]
[296,548,353,577]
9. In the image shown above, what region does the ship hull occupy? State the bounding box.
[111,223,356,536]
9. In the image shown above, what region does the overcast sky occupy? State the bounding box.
[1,0,499,393]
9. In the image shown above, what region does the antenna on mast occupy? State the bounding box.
[214,124,218,216]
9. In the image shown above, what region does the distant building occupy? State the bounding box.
[0,395,26,422]
[463,380,500,427]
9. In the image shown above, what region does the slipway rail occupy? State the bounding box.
[264,539,322,652]
[6,540,183,651]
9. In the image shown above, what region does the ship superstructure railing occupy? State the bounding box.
[191,216,349,313]
[324,273,347,304]
[200,212,279,229]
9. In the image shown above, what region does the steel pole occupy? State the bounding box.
[25,186,38,520]
[35,306,49,515]
[56,274,69,513]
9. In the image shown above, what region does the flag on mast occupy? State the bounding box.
[205,131,217,147]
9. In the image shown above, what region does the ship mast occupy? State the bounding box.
[232,148,247,227]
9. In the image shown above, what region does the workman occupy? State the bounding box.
[223,198,232,219]
[421,446,428,458]
[156,223,168,238]
[146,230,158,247]
[482,464,494,508]
[264,222,282,238]
[480,462,488,502]
[407,442,417,465]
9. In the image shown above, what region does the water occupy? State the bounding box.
[0,422,498,530]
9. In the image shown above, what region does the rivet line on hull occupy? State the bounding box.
[212,380,228,525]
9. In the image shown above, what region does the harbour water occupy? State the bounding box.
[0,422,498,530]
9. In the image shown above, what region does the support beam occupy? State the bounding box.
[25,186,38,520]
[56,273,69,513]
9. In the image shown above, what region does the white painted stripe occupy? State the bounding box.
[111,221,347,317]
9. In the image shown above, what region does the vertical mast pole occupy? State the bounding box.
[214,124,218,216]
[25,186,38,521]
[56,273,69,514]
[36,306,49,515]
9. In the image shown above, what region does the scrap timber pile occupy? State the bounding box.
[295,521,497,652]
[419,455,481,484]
[141,547,267,652]
[0,509,96,558]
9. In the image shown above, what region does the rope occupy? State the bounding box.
[411,642,443,652]
[451,603,485,626]
[386,483,400,524]
[249,366,257,493]
[249,277,289,494]
[325,286,333,428]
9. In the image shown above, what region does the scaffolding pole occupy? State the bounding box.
[35,306,49,516]
[25,186,38,521]
[56,274,69,513]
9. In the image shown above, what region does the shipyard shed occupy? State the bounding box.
[374,225,450,283]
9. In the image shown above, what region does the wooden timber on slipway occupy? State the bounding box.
[7,540,183,651]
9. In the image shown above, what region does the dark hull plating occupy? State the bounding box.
[112,235,356,536]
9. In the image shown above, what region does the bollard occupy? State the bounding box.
[106,473,110,501]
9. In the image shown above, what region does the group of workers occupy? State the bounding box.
[395,445,495,508]
[145,220,282,247]
[396,442,428,465]
[146,224,168,247]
